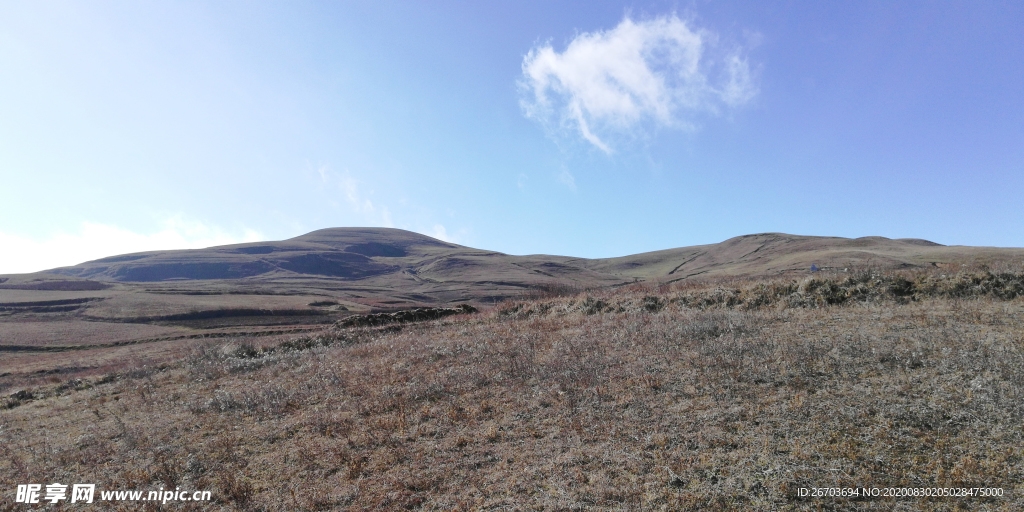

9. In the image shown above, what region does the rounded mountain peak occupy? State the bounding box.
[287,227,459,250]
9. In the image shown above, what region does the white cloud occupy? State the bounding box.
[558,168,577,191]
[338,171,376,215]
[320,166,396,228]
[721,53,757,107]
[520,14,757,152]
[379,206,394,228]
[314,165,460,245]
[0,217,263,274]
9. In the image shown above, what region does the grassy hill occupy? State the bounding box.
[2,228,1023,396]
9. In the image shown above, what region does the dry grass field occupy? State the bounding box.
[0,321,187,348]
[2,267,1023,510]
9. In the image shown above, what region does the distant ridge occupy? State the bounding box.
[50,228,459,282]
[577,232,967,283]
[2,227,1019,306]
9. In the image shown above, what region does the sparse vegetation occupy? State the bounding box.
[2,270,1023,510]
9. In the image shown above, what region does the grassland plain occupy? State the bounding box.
[2,269,1023,511]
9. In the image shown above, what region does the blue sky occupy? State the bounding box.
[1,1,1022,273]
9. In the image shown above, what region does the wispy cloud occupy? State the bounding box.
[520,14,758,152]
[0,217,263,274]
[338,170,376,215]
[318,165,395,228]
[315,165,457,243]
[558,168,577,191]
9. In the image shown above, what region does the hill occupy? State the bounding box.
[4,228,1024,327]
[31,228,1024,292]
[2,229,1023,508]
[581,232,1023,281]
[2,228,1022,386]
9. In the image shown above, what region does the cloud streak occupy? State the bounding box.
[316,165,456,243]
[315,165,396,228]
[520,15,757,152]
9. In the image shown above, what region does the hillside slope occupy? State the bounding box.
[3,228,1022,384]
[0,229,1018,314]
[582,233,1023,282]
[42,228,1024,288]
[4,273,1022,509]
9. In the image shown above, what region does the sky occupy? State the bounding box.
[1,1,1022,274]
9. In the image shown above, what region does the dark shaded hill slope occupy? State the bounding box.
[50,228,455,282]
[41,228,626,305]
[29,229,1024,301]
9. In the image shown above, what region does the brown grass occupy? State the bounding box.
[0,320,187,348]
[2,270,1022,510]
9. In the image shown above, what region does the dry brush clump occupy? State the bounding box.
[497,269,1024,318]
[1,271,1023,510]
